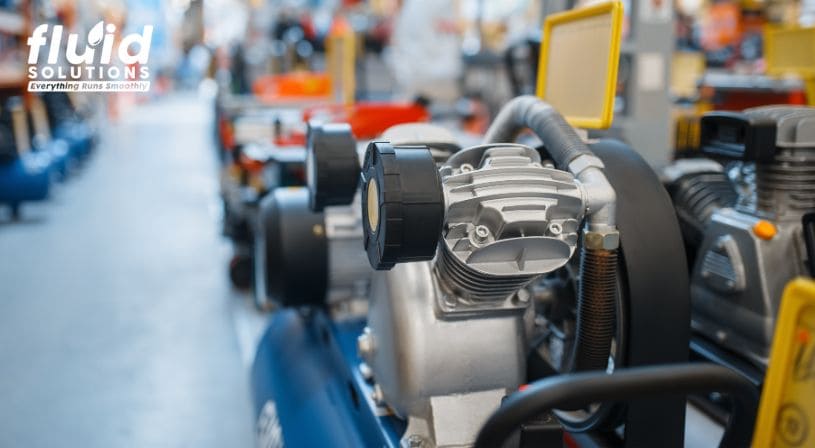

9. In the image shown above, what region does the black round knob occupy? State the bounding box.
[361,142,444,270]
[306,122,360,211]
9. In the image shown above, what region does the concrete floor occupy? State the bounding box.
[0,94,257,448]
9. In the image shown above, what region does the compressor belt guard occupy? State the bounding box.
[591,139,691,444]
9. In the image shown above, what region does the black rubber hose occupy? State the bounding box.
[572,247,617,372]
[474,363,759,448]
[482,95,593,168]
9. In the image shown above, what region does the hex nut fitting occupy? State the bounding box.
[584,229,620,250]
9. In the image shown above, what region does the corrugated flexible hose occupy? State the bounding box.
[573,246,617,372]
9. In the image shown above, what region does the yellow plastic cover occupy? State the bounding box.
[752,277,815,448]
[764,26,815,77]
[536,1,623,129]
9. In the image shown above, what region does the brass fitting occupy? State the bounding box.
[584,229,620,250]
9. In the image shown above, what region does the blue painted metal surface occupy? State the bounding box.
[54,122,94,160]
[37,139,71,181]
[251,309,405,448]
[0,153,52,206]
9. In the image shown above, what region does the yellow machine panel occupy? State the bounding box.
[764,26,815,106]
[753,278,815,448]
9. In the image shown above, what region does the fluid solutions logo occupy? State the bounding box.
[27,21,153,92]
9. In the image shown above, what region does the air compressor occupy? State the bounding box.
[40,92,95,162]
[249,3,761,447]
[250,96,761,448]
[665,106,815,385]
[0,97,52,218]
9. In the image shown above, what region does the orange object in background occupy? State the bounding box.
[346,103,429,138]
[273,133,307,147]
[218,116,236,150]
[329,14,353,36]
[461,99,490,135]
[252,72,332,103]
[238,152,266,174]
[303,102,430,139]
[699,85,807,111]
[704,90,807,110]
[701,2,742,51]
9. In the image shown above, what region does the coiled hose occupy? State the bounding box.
[484,96,617,373]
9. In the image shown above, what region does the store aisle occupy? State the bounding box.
[0,94,255,448]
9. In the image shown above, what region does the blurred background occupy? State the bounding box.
[0,0,813,446]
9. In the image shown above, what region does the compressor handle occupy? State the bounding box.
[474,363,758,448]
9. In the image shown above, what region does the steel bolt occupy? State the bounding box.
[474,225,490,243]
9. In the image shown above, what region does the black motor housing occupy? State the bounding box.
[255,187,328,308]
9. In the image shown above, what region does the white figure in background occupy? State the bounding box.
[387,0,463,102]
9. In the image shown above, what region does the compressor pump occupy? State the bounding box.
[353,96,662,447]
[667,106,815,370]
